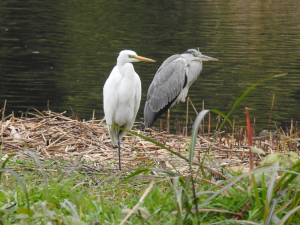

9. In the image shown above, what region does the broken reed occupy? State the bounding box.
[155,107,300,153]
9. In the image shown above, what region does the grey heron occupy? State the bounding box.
[103,50,155,170]
[144,49,217,127]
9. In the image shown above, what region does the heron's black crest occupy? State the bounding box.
[183,49,199,55]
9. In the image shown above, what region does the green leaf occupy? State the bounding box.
[0,168,30,214]
[277,206,300,225]
[274,160,300,192]
[251,147,266,155]
[252,175,262,208]
[197,166,281,209]
[210,109,232,127]
[189,110,210,168]
[24,146,49,201]
[216,73,287,136]
[63,216,88,225]
[16,207,34,216]
[0,154,15,180]
[116,168,180,186]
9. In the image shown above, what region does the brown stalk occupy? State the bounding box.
[202,100,205,137]
[92,110,95,126]
[167,109,170,134]
[0,107,296,177]
[2,100,7,122]
[119,180,155,225]
[160,119,162,132]
[186,97,189,136]
[290,119,293,137]
[245,108,253,186]
[188,98,198,115]
[208,112,211,139]
[268,93,275,131]
[231,119,235,149]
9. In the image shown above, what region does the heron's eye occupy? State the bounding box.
[128,55,134,58]
[193,53,199,57]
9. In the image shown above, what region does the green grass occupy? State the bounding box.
[0,154,299,224]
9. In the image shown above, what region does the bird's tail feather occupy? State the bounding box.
[108,126,118,146]
[144,98,177,127]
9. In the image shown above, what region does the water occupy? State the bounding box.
[1,0,300,132]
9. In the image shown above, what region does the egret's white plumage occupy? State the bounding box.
[144,49,218,127]
[103,50,155,170]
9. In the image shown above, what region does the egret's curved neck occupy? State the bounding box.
[117,61,125,73]
[117,56,129,73]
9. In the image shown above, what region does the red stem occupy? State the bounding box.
[245,108,254,172]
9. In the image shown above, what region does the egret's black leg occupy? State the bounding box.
[118,131,121,171]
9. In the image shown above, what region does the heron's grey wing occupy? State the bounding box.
[144,55,187,126]
[155,54,182,74]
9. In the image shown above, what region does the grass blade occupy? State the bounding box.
[203,73,288,165]
[274,160,300,192]
[212,73,288,140]
[188,109,209,225]
[252,175,262,208]
[267,161,279,203]
[0,154,15,180]
[277,205,300,225]
[25,148,49,202]
[120,180,155,225]
[116,168,180,186]
[109,125,189,162]
[173,177,183,216]
[189,109,209,168]
[0,168,30,214]
[198,166,281,209]
[209,220,261,225]
[210,109,232,127]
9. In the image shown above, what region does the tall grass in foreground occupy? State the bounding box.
[1,73,300,224]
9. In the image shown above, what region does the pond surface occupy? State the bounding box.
[1,0,300,132]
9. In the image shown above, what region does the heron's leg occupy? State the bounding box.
[118,130,121,171]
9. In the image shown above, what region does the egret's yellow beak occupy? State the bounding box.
[196,55,218,61]
[134,55,156,62]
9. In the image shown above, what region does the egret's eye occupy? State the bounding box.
[128,55,135,58]
[193,53,199,57]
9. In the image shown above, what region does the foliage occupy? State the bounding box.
[1,73,300,224]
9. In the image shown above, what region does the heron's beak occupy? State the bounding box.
[134,55,156,62]
[196,55,218,61]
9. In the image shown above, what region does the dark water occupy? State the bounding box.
[1,0,300,132]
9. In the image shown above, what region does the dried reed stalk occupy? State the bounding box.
[208,113,211,139]
[186,98,189,136]
[188,98,198,115]
[167,109,170,134]
[0,107,296,174]
[268,93,275,131]
[202,100,205,136]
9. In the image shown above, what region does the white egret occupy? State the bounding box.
[144,49,218,127]
[103,50,155,170]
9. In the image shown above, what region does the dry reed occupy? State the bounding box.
[0,109,298,174]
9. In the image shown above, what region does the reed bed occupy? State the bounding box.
[1,109,299,175]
